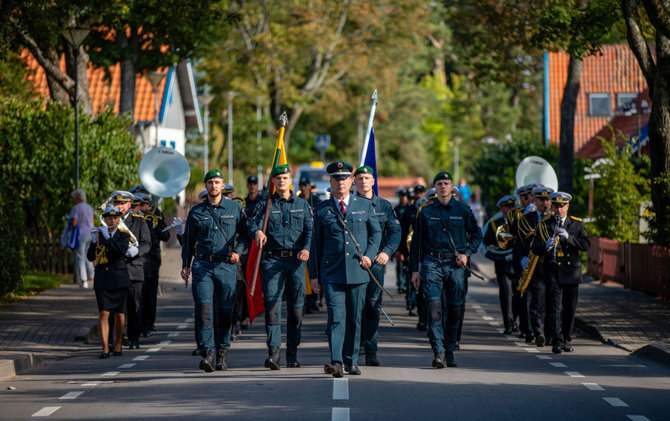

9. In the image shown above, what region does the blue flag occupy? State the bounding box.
[360,126,378,195]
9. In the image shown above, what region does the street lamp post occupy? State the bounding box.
[146,71,166,151]
[224,91,237,185]
[61,27,90,190]
[198,86,215,173]
[453,137,462,182]
[255,96,264,187]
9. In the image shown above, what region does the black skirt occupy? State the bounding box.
[95,288,128,313]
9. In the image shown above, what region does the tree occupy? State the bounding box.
[622,0,670,245]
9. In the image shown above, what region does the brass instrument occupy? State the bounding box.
[495,224,514,249]
[517,209,555,296]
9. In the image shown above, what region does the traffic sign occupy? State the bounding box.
[315,135,330,151]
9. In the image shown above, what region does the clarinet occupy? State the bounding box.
[551,216,560,261]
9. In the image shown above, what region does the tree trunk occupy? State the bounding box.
[558,55,582,194]
[283,104,303,150]
[117,29,137,120]
[648,32,670,245]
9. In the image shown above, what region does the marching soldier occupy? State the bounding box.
[393,189,409,294]
[250,165,313,369]
[298,175,322,314]
[483,195,517,334]
[111,191,151,350]
[353,166,401,367]
[409,172,482,368]
[400,185,427,327]
[310,161,382,377]
[181,169,249,372]
[532,192,590,353]
[245,175,262,217]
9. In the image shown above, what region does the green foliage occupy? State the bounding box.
[0,186,26,297]
[645,170,670,245]
[592,138,648,242]
[0,49,34,102]
[0,100,140,233]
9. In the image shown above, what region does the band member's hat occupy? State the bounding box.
[271,164,291,178]
[516,184,530,195]
[427,188,437,200]
[204,169,224,183]
[327,161,353,178]
[299,175,311,186]
[197,189,208,201]
[132,193,150,205]
[532,185,554,198]
[414,184,427,193]
[110,191,133,203]
[432,171,453,184]
[550,191,572,204]
[353,165,374,177]
[223,184,235,194]
[102,206,122,217]
[129,185,149,194]
[247,175,258,184]
[497,194,517,208]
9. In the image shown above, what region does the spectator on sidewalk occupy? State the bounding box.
[458,178,472,203]
[469,186,488,228]
[70,189,95,288]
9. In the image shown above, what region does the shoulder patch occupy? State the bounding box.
[132,213,144,219]
[570,216,583,222]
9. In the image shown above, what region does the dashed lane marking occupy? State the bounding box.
[185,318,194,323]
[59,391,84,400]
[118,363,136,369]
[482,316,494,321]
[168,332,180,338]
[159,341,171,346]
[536,355,552,360]
[627,416,650,421]
[333,378,349,400]
[32,407,60,417]
[177,325,187,330]
[147,347,161,353]
[513,342,528,347]
[582,383,604,391]
[524,348,540,353]
[603,397,629,407]
[101,371,119,377]
[549,362,567,368]
[81,383,99,387]
[565,371,585,378]
[332,407,350,421]
[470,304,482,309]
[133,355,149,361]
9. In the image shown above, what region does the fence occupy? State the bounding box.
[586,236,670,298]
[25,230,73,275]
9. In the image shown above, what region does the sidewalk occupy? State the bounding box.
[0,246,184,381]
[471,251,670,366]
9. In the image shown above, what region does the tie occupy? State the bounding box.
[559,219,564,228]
[339,200,346,217]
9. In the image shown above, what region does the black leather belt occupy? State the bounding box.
[428,251,456,260]
[266,250,298,258]
[197,254,230,263]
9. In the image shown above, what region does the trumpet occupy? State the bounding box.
[98,214,139,248]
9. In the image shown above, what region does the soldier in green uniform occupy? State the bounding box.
[249,164,313,369]
[353,166,401,367]
[409,172,482,368]
[310,161,381,377]
[181,169,249,372]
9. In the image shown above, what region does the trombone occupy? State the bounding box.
[96,196,139,248]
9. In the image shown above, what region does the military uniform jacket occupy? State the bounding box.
[87,231,131,291]
[483,215,515,274]
[509,210,545,277]
[245,194,262,219]
[145,209,170,262]
[181,197,249,268]
[409,198,483,273]
[248,192,313,252]
[532,215,590,285]
[364,194,401,258]
[309,195,382,285]
[399,203,419,257]
[124,212,151,282]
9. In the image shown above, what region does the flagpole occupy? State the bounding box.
[249,112,288,297]
[359,89,378,166]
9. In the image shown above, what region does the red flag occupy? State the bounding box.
[245,241,265,324]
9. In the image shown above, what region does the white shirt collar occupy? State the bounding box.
[333,194,351,206]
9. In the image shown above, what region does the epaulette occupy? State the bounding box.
[314,200,329,210]
[132,213,145,219]
[570,216,582,222]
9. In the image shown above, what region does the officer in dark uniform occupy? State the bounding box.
[483,195,517,334]
[400,185,426,325]
[111,191,151,350]
[245,175,262,217]
[353,166,401,367]
[393,189,410,294]
[409,172,482,368]
[250,164,313,369]
[532,192,590,353]
[310,161,381,377]
[181,169,249,372]
[298,175,322,314]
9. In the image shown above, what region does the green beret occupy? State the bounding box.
[204,169,224,183]
[433,171,453,184]
[354,165,374,177]
[271,164,291,178]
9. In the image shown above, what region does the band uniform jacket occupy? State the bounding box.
[87,231,131,290]
[309,195,382,285]
[531,215,590,286]
[510,210,544,278]
[144,210,170,278]
[483,215,514,275]
[124,212,151,281]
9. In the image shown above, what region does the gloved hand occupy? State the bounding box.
[174,218,185,236]
[521,256,530,270]
[524,204,537,213]
[99,225,110,240]
[505,253,513,262]
[545,237,555,250]
[557,227,569,240]
[90,229,99,243]
[126,245,139,258]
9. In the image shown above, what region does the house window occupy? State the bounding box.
[160,140,167,147]
[588,93,611,117]
[617,92,638,108]
[170,141,176,149]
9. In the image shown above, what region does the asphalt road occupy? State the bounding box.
[2,265,669,421]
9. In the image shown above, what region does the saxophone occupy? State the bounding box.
[517,209,554,296]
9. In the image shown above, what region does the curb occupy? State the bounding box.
[632,344,670,367]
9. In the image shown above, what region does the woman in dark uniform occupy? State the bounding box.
[88,206,131,358]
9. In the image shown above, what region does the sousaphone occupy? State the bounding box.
[515,156,558,191]
[139,146,191,197]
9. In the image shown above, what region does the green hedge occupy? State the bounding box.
[0,186,25,295]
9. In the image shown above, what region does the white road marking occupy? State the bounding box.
[565,371,585,378]
[488,322,499,326]
[118,363,136,369]
[627,416,650,421]
[582,383,605,391]
[177,325,187,330]
[185,318,194,323]
[59,391,84,400]
[332,407,350,421]
[147,347,161,353]
[168,332,180,337]
[549,362,567,368]
[524,348,540,353]
[81,383,99,387]
[471,304,482,309]
[133,355,149,361]
[482,316,494,321]
[101,371,119,377]
[333,378,349,400]
[159,341,171,346]
[537,355,552,360]
[32,407,60,417]
[504,335,516,340]
[513,342,528,347]
[603,397,629,407]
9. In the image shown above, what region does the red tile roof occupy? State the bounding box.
[21,49,166,122]
[548,45,647,152]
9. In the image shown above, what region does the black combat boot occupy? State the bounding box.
[199,349,215,373]
[432,352,446,369]
[446,351,457,367]
[286,345,300,368]
[365,354,381,366]
[264,346,281,370]
[216,349,228,370]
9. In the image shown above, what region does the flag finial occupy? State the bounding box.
[371,89,378,104]
[280,111,288,127]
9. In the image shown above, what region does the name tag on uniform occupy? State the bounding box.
[450,216,463,220]
[430,217,441,221]
[374,211,386,216]
[199,217,211,221]
[220,215,234,219]
[271,210,282,214]
[290,209,304,213]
